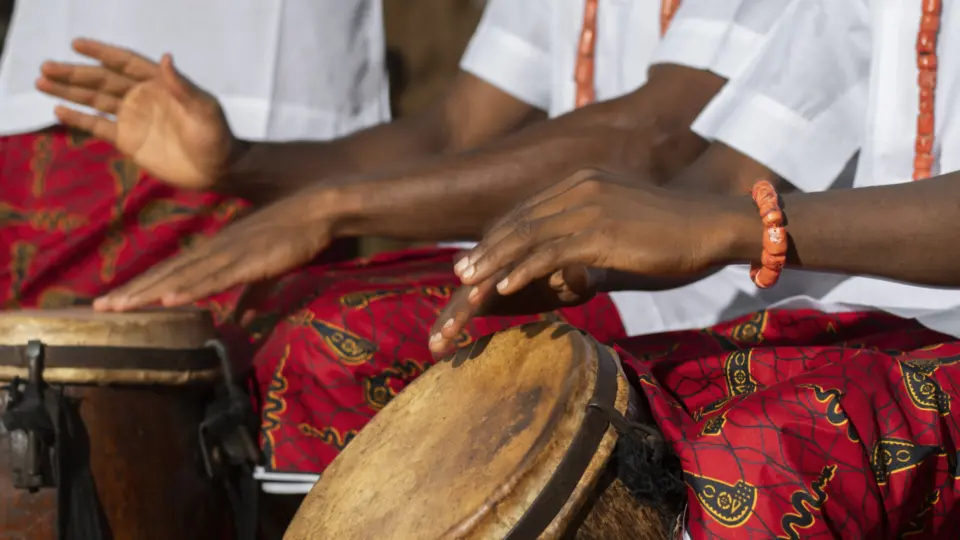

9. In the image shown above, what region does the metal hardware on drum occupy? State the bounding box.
[3,341,57,492]
[0,308,259,540]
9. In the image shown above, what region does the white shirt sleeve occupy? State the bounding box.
[651,0,793,79]
[692,0,872,192]
[459,0,552,110]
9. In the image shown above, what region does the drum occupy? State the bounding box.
[0,308,256,540]
[284,322,686,540]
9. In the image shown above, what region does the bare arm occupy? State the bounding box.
[712,172,960,286]
[223,72,544,203]
[323,64,726,242]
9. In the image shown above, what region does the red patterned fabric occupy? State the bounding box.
[0,128,628,476]
[0,128,247,307]
[244,248,626,473]
[617,309,960,539]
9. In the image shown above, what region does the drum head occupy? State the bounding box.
[285,322,630,540]
[0,307,216,348]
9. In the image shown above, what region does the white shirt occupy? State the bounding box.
[694,0,960,339]
[0,0,390,141]
[460,0,794,336]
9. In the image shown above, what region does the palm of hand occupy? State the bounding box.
[116,81,232,191]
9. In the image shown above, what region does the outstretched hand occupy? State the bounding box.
[91,191,341,312]
[36,38,242,191]
[428,169,755,355]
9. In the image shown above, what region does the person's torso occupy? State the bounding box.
[0,0,390,141]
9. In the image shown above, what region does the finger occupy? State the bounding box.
[456,179,590,275]
[159,257,258,307]
[39,62,137,96]
[159,55,210,112]
[496,237,595,296]
[37,77,121,114]
[71,38,159,81]
[233,277,282,325]
[429,283,488,357]
[94,243,226,310]
[53,106,117,142]
[461,210,585,286]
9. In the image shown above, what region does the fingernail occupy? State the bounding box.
[442,319,454,330]
[461,264,476,280]
[454,257,469,275]
[496,278,510,293]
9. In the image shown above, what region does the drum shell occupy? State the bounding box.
[0,380,232,540]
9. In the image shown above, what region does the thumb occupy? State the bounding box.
[159,54,209,111]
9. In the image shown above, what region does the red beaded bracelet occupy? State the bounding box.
[749,180,788,289]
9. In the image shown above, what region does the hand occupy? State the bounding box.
[428,169,756,352]
[92,191,340,312]
[36,38,243,191]
[428,264,604,356]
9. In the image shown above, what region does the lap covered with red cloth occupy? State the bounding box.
[620,308,960,539]
[0,128,629,476]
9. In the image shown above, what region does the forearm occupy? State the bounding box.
[704,171,960,287]
[220,111,452,205]
[219,72,544,206]
[333,65,726,242]
[666,141,795,195]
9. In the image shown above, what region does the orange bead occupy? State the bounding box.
[750,265,780,289]
[918,54,938,70]
[921,14,941,32]
[920,88,935,103]
[761,209,783,227]
[919,97,935,114]
[914,153,934,171]
[575,61,594,84]
[760,251,786,272]
[917,31,937,53]
[916,134,934,154]
[577,29,596,56]
[913,169,932,181]
[584,0,598,21]
[763,226,788,257]
[919,70,937,89]
[922,0,942,14]
[918,112,935,134]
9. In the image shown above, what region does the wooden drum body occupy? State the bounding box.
[285,322,684,540]
[0,308,242,540]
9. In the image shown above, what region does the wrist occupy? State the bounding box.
[215,138,256,192]
[305,182,366,239]
[702,194,763,267]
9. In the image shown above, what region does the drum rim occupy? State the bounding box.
[285,322,630,540]
[0,344,222,385]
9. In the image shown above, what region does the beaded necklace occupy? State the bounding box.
[914,0,942,180]
[575,0,683,108]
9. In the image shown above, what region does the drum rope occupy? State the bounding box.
[587,400,687,527]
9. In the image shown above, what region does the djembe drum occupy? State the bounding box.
[0,308,258,540]
[284,322,687,540]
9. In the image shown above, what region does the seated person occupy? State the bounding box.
[35,0,791,483]
[437,0,959,536]
[0,0,388,309]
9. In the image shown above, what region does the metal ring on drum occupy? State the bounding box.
[284,321,687,540]
[0,307,259,540]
